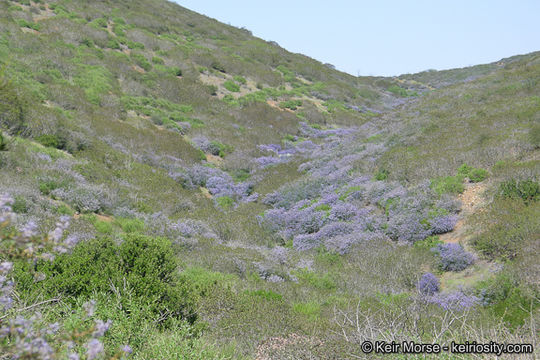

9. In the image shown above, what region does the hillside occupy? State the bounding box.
[0,0,539,359]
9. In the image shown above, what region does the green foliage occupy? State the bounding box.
[152,56,165,64]
[56,204,75,216]
[292,302,320,320]
[388,85,417,97]
[131,53,152,71]
[0,69,27,134]
[94,220,114,234]
[223,80,240,92]
[19,234,195,324]
[245,289,283,302]
[35,134,64,149]
[294,269,336,290]
[114,217,145,233]
[73,65,113,105]
[374,169,389,181]
[457,163,488,182]
[431,175,465,195]
[16,19,40,31]
[472,198,539,261]
[279,99,302,110]
[91,18,108,28]
[498,179,539,203]
[12,196,28,214]
[233,75,246,85]
[413,235,443,250]
[216,196,234,209]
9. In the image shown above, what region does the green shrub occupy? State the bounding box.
[498,179,539,203]
[0,69,27,134]
[295,269,336,290]
[35,134,65,149]
[21,234,195,324]
[279,99,302,110]
[233,75,246,85]
[16,19,40,31]
[152,56,165,64]
[413,235,442,250]
[216,196,234,209]
[457,163,488,182]
[131,53,152,71]
[374,169,389,181]
[12,196,28,214]
[92,18,108,28]
[431,175,465,194]
[94,220,113,234]
[223,80,240,92]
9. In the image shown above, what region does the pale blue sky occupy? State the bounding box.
[173,0,539,76]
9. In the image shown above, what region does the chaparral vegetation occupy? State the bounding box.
[0,0,538,359]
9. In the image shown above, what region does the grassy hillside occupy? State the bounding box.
[0,0,538,359]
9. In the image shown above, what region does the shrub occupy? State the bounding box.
[35,134,65,149]
[432,243,475,272]
[152,56,165,64]
[233,75,246,85]
[498,179,539,203]
[457,163,488,182]
[417,273,440,295]
[131,53,152,71]
[429,214,458,234]
[223,80,240,92]
[0,70,27,134]
[279,100,302,110]
[27,234,195,324]
[431,175,465,194]
[374,169,389,181]
[216,196,234,209]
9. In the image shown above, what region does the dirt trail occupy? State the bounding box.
[439,182,487,244]
[439,182,496,290]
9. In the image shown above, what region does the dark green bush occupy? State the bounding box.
[35,134,65,149]
[498,179,539,203]
[279,99,302,110]
[374,169,389,181]
[457,163,488,182]
[0,70,27,134]
[22,234,195,325]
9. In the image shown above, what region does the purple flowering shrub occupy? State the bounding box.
[428,290,479,311]
[432,243,475,271]
[173,165,256,205]
[429,214,458,234]
[417,272,440,295]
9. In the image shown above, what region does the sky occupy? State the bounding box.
[173,0,540,77]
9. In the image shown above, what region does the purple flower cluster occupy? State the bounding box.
[417,272,440,295]
[432,243,475,272]
[0,261,14,311]
[175,165,255,203]
[429,215,458,234]
[428,290,479,311]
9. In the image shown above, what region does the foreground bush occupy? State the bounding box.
[19,234,196,325]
